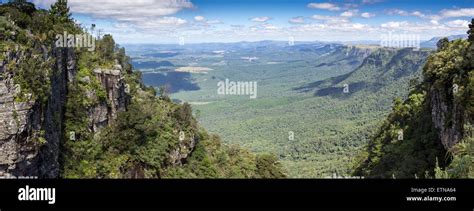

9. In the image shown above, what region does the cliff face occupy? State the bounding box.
[169,134,198,166]
[354,36,473,178]
[429,86,464,149]
[0,46,131,178]
[38,47,75,178]
[0,49,40,177]
[90,66,129,132]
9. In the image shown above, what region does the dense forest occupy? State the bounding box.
[354,20,474,178]
[1,0,472,179]
[0,0,286,178]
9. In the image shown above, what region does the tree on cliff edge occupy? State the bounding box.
[50,0,70,23]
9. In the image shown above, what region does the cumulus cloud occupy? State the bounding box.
[440,8,474,18]
[386,9,427,18]
[361,12,375,18]
[445,19,470,28]
[31,0,193,29]
[411,11,425,18]
[206,20,223,24]
[340,10,357,17]
[250,16,272,22]
[385,8,473,22]
[194,16,205,21]
[362,0,384,4]
[32,0,193,18]
[263,24,279,30]
[29,0,474,43]
[289,16,305,24]
[386,9,408,16]
[312,15,349,24]
[137,17,188,29]
[307,3,340,11]
[380,21,409,29]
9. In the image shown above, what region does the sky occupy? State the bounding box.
[27,0,474,44]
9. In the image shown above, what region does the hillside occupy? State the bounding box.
[135,40,435,177]
[354,21,474,178]
[0,1,285,178]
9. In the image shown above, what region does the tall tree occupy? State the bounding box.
[7,0,36,14]
[468,19,474,43]
[50,0,70,23]
[467,19,474,69]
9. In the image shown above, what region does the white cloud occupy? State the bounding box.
[206,20,223,24]
[387,9,408,16]
[250,16,271,22]
[138,17,188,29]
[446,19,470,28]
[381,21,409,29]
[33,0,193,19]
[411,11,425,18]
[263,24,279,30]
[307,3,340,11]
[32,0,194,30]
[430,20,439,25]
[361,12,375,18]
[30,0,473,44]
[340,10,357,17]
[351,23,367,29]
[362,0,384,4]
[440,8,474,18]
[386,9,426,18]
[289,16,305,24]
[312,15,349,23]
[194,16,205,21]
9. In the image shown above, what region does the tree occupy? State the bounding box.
[7,0,36,14]
[174,103,194,129]
[436,37,449,51]
[50,0,70,23]
[468,18,474,43]
[467,19,474,69]
[256,154,286,178]
[98,34,115,62]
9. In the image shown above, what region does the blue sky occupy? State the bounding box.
[28,0,474,44]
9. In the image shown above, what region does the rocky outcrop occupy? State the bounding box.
[38,47,76,178]
[429,85,465,150]
[0,48,42,178]
[0,77,39,177]
[90,64,128,132]
[0,46,131,178]
[169,133,198,166]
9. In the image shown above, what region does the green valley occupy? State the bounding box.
[128,42,436,177]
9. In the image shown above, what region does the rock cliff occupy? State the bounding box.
[0,46,131,178]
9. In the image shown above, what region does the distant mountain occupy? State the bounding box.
[421,34,468,48]
[296,47,432,99]
[131,60,175,69]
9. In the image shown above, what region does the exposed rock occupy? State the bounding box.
[38,47,76,178]
[168,134,198,166]
[0,51,41,177]
[429,86,464,149]
[0,41,134,177]
[89,67,129,131]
